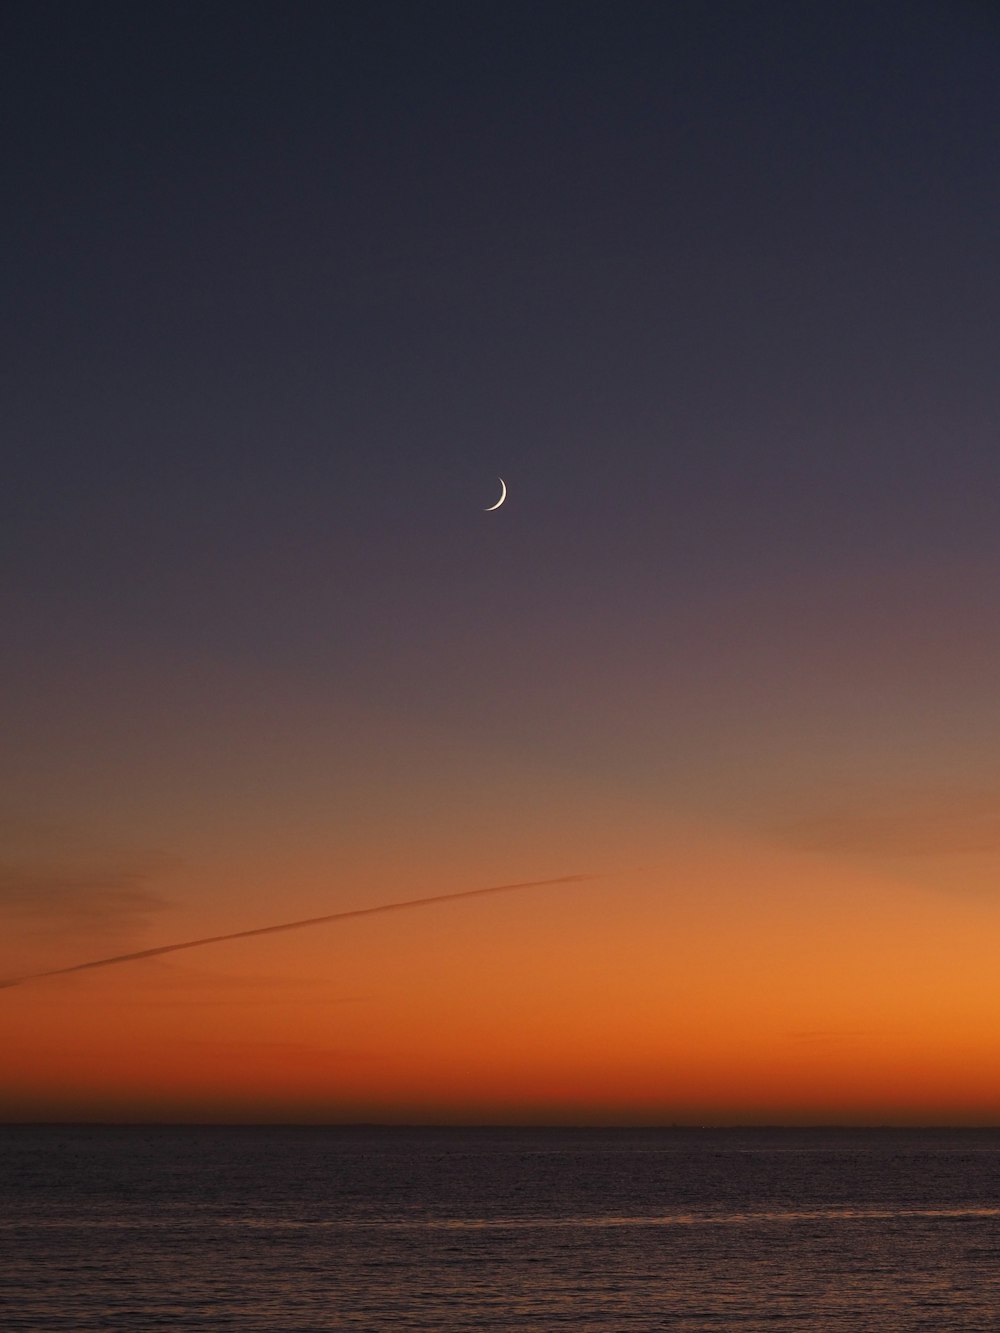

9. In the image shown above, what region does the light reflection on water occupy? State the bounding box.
[2,1126,1000,1330]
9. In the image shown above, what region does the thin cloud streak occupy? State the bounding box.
[775,795,1000,858]
[0,875,594,989]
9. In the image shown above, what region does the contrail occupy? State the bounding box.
[0,874,593,989]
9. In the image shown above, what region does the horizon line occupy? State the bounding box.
[3,1121,999,1131]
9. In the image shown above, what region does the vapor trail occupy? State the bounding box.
[0,874,593,989]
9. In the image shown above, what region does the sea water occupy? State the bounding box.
[2,1125,999,1330]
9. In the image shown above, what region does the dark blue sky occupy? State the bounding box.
[3,1,1000,832]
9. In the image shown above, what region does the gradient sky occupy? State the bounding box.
[3,1,1000,1123]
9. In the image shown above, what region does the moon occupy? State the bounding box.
[484,477,507,511]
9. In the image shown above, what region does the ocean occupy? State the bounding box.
[2,1125,999,1330]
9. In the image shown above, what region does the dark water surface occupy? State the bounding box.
[2,1126,999,1330]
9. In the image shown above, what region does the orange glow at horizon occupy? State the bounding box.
[4,819,1000,1125]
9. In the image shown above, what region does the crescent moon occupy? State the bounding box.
[484,477,507,511]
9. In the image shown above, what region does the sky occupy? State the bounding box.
[3,0,1000,1124]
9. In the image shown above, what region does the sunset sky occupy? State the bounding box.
[3,1,1000,1123]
